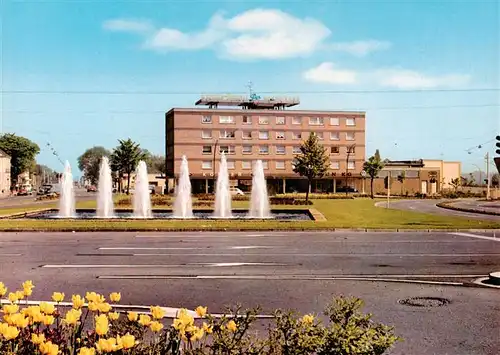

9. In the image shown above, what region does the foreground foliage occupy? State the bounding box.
[0,281,400,354]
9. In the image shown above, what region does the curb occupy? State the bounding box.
[436,202,500,217]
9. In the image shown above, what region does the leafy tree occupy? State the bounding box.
[491,173,499,187]
[0,133,40,187]
[110,138,147,194]
[77,146,110,186]
[35,164,56,184]
[363,149,385,199]
[292,133,329,202]
[397,170,406,196]
[146,154,166,175]
[450,177,460,191]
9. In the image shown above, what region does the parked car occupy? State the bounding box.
[87,186,97,192]
[230,187,245,196]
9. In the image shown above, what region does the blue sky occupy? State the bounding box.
[2,0,499,176]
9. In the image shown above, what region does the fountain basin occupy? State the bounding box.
[18,209,313,221]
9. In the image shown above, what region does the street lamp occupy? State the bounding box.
[361,170,366,194]
[212,139,219,193]
[345,144,355,196]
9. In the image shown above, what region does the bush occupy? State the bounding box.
[270,197,296,205]
[195,194,249,201]
[0,281,400,354]
[274,194,355,200]
[293,199,314,205]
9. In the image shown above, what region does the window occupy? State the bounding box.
[330,132,340,140]
[331,146,340,154]
[276,117,285,125]
[293,132,302,140]
[219,145,235,154]
[276,161,285,169]
[201,130,212,139]
[347,146,355,154]
[242,145,252,154]
[262,161,269,169]
[346,118,356,126]
[309,117,324,126]
[348,161,355,170]
[202,161,212,169]
[242,115,252,124]
[201,115,212,124]
[258,116,269,125]
[276,131,285,139]
[259,145,269,154]
[202,146,212,154]
[242,131,252,139]
[330,161,340,170]
[316,132,324,140]
[259,131,269,140]
[330,117,340,126]
[227,160,235,169]
[292,117,302,125]
[276,145,286,154]
[346,132,355,141]
[242,161,251,169]
[219,116,234,124]
[292,146,301,154]
[220,130,236,139]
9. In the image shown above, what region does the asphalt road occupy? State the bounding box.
[0,189,96,208]
[1,231,499,354]
[377,199,500,221]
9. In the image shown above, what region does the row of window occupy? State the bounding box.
[201,115,357,126]
[202,145,355,155]
[200,160,356,170]
[202,130,356,141]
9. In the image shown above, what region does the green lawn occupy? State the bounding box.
[0,198,498,231]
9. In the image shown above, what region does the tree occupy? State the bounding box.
[450,177,460,191]
[492,173,499,187]
[77,146,110,186]
[0,133,40,187]
[146,154,166,175]
[35,164,56,184]
[110,139,147,194]
[292,133,329,202]
[363,150,385,199]
[397,170,406,196]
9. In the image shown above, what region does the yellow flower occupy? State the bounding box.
[138,314,151,327]
[226,320,237,332]
[52,292,65,303]
[0,282,7,297]
[2,304,19,314]
[195,306,207,318]
[95,314,109,336]
[78,347,96,355]
[1,325,20,340]
[150,321,163,332]
[301,314,314,325]
[96,338,117,352]
[22,280,34,297]
[202,322,213,334]
[86,292,105,304]
[109,292,121,302]
[15,290,25,300]
[39,302,55,315]
[32,333,46,345]
[108,312,120,321]
[8,292,18,303]
[117,333,136,349]
[42,315,55,326]
[10,313,29,328]
[24,306,44,323]
[97,302,112,313]
[64,309,82,326]
[172,309,195,333]
[190,327,205,342]
[88,302,99,312]
[127,312,138,322]
[39,340,59,355]
[72,295,85,309]
[150,306,165,320]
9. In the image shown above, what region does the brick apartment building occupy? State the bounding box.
[165,95,366,194]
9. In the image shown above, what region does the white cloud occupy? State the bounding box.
[303,62,358,84]
[329,40,392,56]
[376,70,471,89]
[102,19,153,34]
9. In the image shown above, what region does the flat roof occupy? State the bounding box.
[166,107,366,116]
[195,94,300,109]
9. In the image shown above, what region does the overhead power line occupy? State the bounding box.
[1,88,499,95]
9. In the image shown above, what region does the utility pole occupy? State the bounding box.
[486,152,490,200]
[345,144,355,196]
[212,139,218,193]
[387,171,391,208]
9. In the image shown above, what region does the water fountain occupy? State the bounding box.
[213,153,232,218]
[133,160,152,218]
[97,156,114,218]
[58,161,75,218]
[248,160,271,218]
[173,155,193,218]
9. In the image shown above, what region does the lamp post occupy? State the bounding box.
[361,170,366,195]
[212,139,219,194]
[345,144,356,196]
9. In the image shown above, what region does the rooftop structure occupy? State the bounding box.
[195,94,300,110]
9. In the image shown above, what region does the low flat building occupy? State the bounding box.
[0,149,11,196]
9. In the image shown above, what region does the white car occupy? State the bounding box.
[230,187,245,196]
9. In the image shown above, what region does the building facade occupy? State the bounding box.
[165,96,366,194]
[0,149,11,196]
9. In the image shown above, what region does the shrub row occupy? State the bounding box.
[196,194,249,201]
[274,193,357,200]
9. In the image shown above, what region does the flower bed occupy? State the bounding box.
[0,281,400,354]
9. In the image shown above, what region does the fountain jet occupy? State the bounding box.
[58,161,76,218]
[97,156,114,218]
[248,160,271,218]
[173,155,193,218]
[133,160,152,218]
[213,153,232,218]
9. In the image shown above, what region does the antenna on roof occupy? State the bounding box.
[247,81,260,101]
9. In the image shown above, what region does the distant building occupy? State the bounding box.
[165,94,366,194]
[0,149,11,196]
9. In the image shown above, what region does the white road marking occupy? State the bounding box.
[89,252,500,257]
[230,246,271,249]
[450,232,500,242]
[99,246,273,251]
[0,253,22,256]
[42,262,287,268]
[98,274,484,279]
